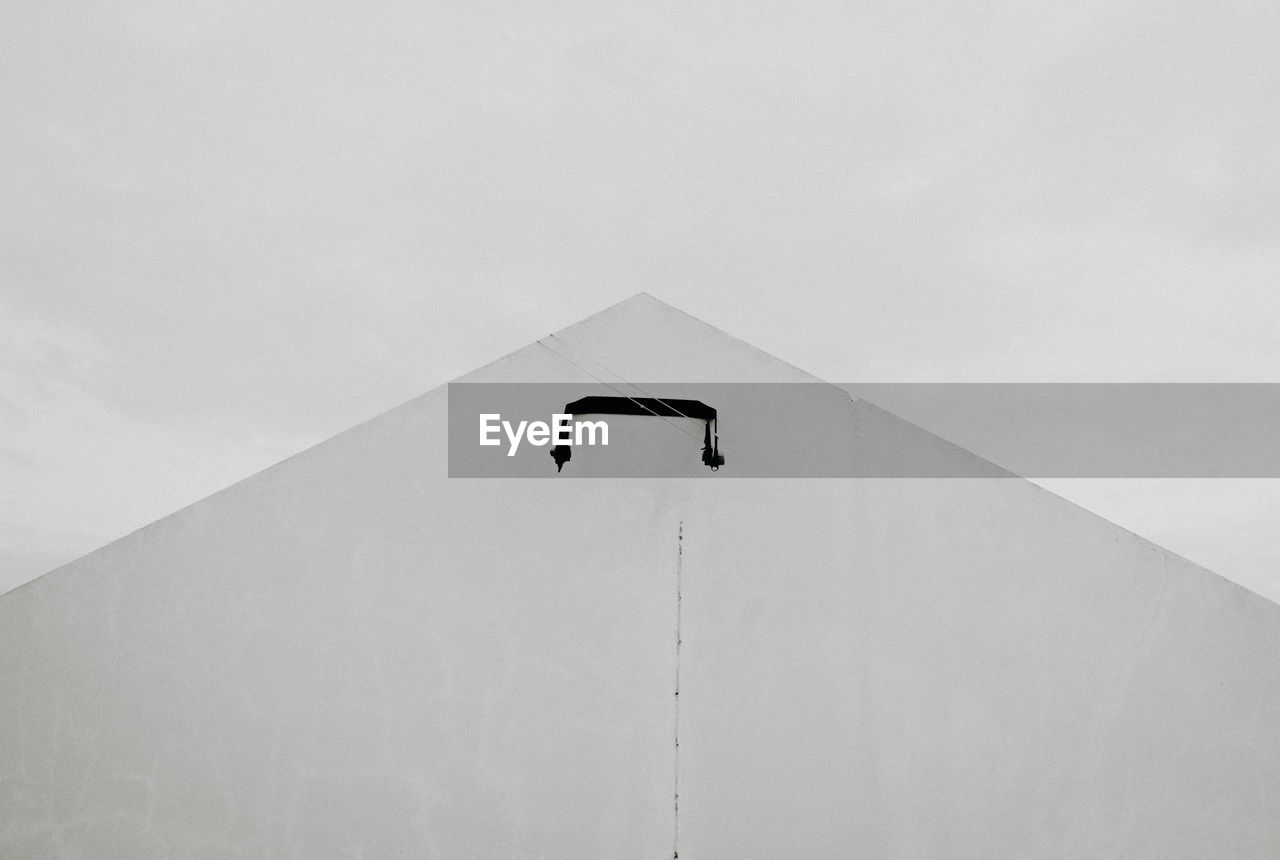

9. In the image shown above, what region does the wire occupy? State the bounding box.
[535,337,706,442]
[544,333,708,428]
[536,338,705,443]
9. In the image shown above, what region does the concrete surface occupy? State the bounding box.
[3,294,1279,857]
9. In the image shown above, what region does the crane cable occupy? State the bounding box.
[535,337,707,445]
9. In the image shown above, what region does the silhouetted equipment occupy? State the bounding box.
[551,444,572,472]
[549,396,724,473]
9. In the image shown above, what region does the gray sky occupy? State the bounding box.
[4,1,1280,598]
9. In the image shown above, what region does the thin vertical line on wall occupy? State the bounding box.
[674,520,683,859]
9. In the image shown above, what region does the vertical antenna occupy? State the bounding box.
[674,520,683,859]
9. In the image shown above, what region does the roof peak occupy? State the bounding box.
[534,292,825,385]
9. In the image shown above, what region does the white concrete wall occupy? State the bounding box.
[680,478,1280,858]
[4,295,1280,857]
[1,387,684,856]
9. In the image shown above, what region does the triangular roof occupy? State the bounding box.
[458,291,824,384]
[0,291,1248,587]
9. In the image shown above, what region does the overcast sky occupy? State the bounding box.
[4,1,1280,599]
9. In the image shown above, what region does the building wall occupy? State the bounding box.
[680,478,1280,858]
[1,388,681,857]
[4,297,1280,857]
